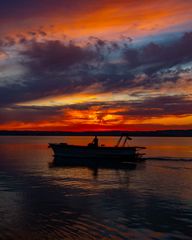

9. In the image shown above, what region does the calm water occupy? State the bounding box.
[0,136,192,240]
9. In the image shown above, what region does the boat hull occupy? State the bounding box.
[49,143,144,164]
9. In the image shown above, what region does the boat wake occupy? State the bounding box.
[145,157,192,161]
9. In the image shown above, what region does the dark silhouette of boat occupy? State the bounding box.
[48,135,146,168]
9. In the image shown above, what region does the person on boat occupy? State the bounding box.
[92,136,99,147]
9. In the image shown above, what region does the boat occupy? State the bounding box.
[48,135,146,168]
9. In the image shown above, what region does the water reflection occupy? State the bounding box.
[1,165,192,239]
[0,136,192,239]
[49,156,138,178]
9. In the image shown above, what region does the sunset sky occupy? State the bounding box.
[0,0,192,131]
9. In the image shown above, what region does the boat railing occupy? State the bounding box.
[115,134,146,149]
[115,135,132,147]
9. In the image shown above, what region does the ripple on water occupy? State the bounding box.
[0,137,192,239]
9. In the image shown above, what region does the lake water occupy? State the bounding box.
[0,136,192,239]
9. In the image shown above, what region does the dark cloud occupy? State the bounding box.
[0,74,92,106]
[0,39,98,105]
[120,96,192,118]
[22,40,95,72]
[0,105,64,124]
[0,36,133,105]
[124,32,192,74]
[0,33,192,121]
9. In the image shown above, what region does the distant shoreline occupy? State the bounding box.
[0,130,192,137]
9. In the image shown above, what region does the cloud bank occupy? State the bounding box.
[0,31,192,130]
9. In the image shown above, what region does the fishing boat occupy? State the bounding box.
[48,135,146,168]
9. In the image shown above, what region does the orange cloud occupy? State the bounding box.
[1,104,192,132]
